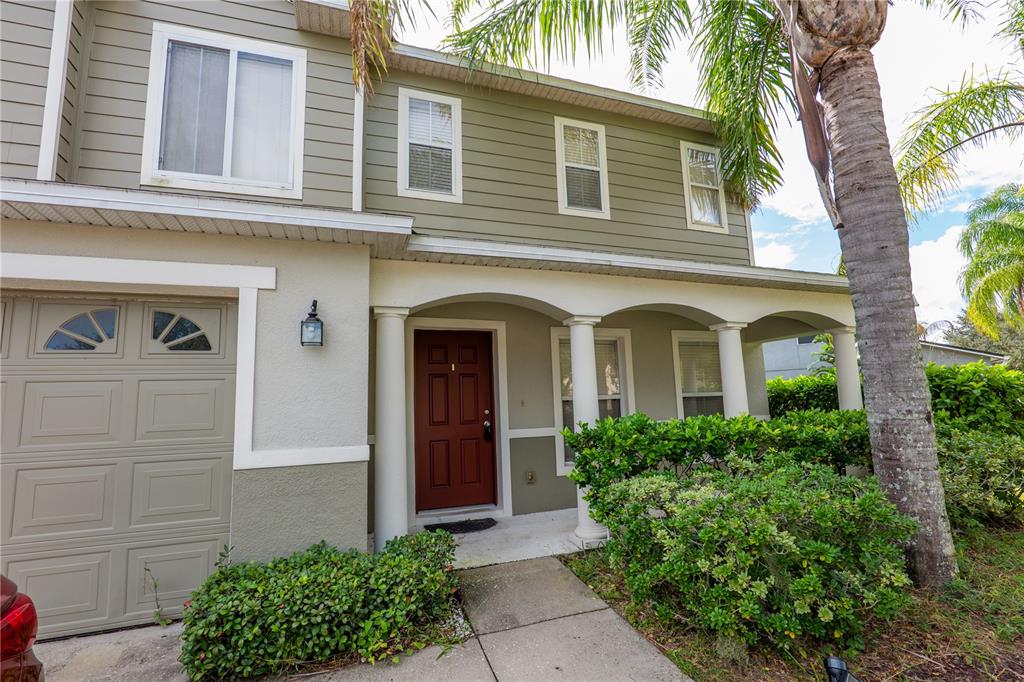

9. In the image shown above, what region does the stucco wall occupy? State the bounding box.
[232,462,367,561]
[2,221,370,559]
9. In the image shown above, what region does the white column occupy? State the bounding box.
[564,316,608,544]
[832,327,863,410]
[710,322,750,417]
[373,307,409,551]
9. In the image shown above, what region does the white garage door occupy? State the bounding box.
[1,293,236,639]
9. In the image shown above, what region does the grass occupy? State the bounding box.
[562,527,1024,681]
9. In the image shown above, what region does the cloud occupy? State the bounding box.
[908,225,966,324]
[754,241,798,269]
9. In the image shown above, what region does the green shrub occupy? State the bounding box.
[179,532,457,680]
[602,457,915,649]
[767,362,1024,435]
[936,426,1024,529]
[927,363,1024,435]
[766,373,841,414]
[567,409,870,516]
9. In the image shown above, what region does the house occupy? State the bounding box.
[763,336,1006,379]
[0,0,860,640]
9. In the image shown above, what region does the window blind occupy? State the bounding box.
[677,339,724,417]
[562,125,602,210]
[160,42,229,175]
[686,148,723,225]
[159,41,294,185]
[559,338,622,465]
[408,98,454,193]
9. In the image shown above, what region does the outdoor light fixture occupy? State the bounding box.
[301,300,323,347]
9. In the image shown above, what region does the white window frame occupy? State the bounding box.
[680,141,729,233]
[550,327,636,476]
[671,330,725,418]
[397,88,463,203]
[141,23,307,199]
[554,117,611,220]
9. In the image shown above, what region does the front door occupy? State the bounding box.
[414,330,497,511]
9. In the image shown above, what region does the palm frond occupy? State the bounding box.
[350,0,430,94]
[625,0,692,92]
[894,72,1024,219]
[693,0,789,207]
[918,0,986,26]
[443,0,626,72]
[999,0,1024,57]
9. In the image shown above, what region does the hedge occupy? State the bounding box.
[767,362,1024,435]
[566,410,870,517]
[179,532,457,680]
[601,457,915,649]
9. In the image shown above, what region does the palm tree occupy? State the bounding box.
[349,0,964,585]
[959,183,1024,337]
[895,0,1024,217]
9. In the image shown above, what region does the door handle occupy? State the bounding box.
[483,420,493,441]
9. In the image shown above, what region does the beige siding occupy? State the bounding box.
[366,70,753,264]
[72,0,354,208]
[1,0,55,179]
[56,0,89,181]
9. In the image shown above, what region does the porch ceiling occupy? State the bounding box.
[0,179,414,258]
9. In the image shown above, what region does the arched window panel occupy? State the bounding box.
[146,306,223,354]
[38,305,120,353]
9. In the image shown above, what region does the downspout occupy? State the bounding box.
[352,85,365,211]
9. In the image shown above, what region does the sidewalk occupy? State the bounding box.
[37,556,687,682]
[322,556,687,681]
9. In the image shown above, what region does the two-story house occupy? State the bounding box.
[0,0,863,639]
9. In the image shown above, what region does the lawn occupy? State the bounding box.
[562,528,1024,681]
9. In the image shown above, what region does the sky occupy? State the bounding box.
[399,2,1023,326]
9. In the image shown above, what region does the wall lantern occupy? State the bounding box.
[300,300,324,347]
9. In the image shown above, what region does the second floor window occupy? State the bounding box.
[141,24,307,199]
[680,142,728,232]
[398,88,463,203]
[554,117,611,219]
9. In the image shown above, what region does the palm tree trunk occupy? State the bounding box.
[819,47,958,587]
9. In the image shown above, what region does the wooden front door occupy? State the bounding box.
[414,330,497,511]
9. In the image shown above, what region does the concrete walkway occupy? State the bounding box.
[322,557,686,681]
[36,556,686,682]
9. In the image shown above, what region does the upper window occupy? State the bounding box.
[554,118,611,219]
[551,328,634,475]
[680,142,728,232]
[672,331,724,418]
[397,88,463,203]
[141,24,307,199]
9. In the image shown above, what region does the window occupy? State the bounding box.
[142,24,307,198]
[797,335,818,345]
[397,88,463,203]
[551,328,634,474]
[554,117,611,219]
[672,331,724,417]
[680,142,728,232]
[44,307,118,352]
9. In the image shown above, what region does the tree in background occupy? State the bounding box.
[895,1,1024,218]
[946,311,1024,369]
[958,183,1024,339]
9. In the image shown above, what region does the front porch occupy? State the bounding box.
[368,258,861,551]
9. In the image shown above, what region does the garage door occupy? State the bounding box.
[0,294,236,639]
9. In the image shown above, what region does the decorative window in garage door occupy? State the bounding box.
[42,306,119,352]
[151,310,214,351]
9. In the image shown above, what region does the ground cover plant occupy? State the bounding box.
[179,531,460,680]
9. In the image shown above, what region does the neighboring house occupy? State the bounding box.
[763,337,1007,379]
[1,0,859,639]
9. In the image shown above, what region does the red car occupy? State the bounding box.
[1,576,43,682]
